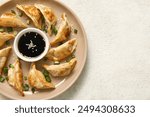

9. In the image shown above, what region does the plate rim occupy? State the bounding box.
[0,0,88,100]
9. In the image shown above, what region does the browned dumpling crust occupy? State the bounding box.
[8,59,24,96]
[0,12,27,28]
[28,63,55,89]
[0,32,14,47]
[16,4,42,29]
[35,4,57,36]
[43,58,77,77]
[46,38,77,61]
[0,46,12,74]
[50,13,71,46]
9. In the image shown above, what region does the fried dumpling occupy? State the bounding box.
[43,58,77,77]
[0,32,14,47]
[28,63,55,89]
[50,13,71,46]
[0,46,11,74]
[16,4,42,29]
[8,59,24,96]
[46,38,77,61]
[35,4,57,36]
[0,12,27,28]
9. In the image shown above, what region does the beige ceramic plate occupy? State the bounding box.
[0,0,87,100]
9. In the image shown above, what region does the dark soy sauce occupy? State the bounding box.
[18,32,45,57]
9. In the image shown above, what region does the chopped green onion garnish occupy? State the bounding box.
[9,64,14,68]
[0,28,4,32]
[5,40,10,45]
[45,76,51,82]
[11,10,16,14]
[42,69,51,82]
[74,29,78,34]
[24,76,27,80]
[7,27,13,32]
[43,27,47,33]
[3,67,8,75]
[44,29,47,33]
[66,54,75,62]
[42,24,47,33]
[42,69,49,77]
[31,87,35,93]
[0,76,5,83]
[23,84,29,91]
[51,25,58,35]
[41,16,47,32]
[41,15,45,23]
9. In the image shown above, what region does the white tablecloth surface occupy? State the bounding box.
[1,0,150,100]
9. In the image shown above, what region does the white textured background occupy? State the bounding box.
[1,0,150,100]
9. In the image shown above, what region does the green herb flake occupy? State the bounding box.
[7,27,13,32]
[24,76,27,80]
[41,15,45,23]
[51,25,58,35]
[0,28,4,32]
[66,54,75,62]
[0,76,5,83]
[11,10,16,14]
[45,76,51,83]
[42,69,49,77]
[74,29,78,34]
[23,84,29,91]
[44,29,48,33]
[41,16,47,33]
[42,69,51,83]
[5,40,10,45]
[43,27,47,33]
[9,64,14,68]
[3,67,8,75]
[31,87,35,93]
[42,24,47,33]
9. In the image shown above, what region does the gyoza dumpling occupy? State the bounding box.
[8,59,24,96]
[43,58,77,77]
[16,4,42,29]
[50,13,71,46]
[0,12,27,28]
[46,38,77,61]
[28,63,55,89]
[0,46,11,74]
[0,32,14,47]
[35,4,57,36]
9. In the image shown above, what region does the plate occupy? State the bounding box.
[0,0,87,100]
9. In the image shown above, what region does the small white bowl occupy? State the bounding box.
[14,28,49,62]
